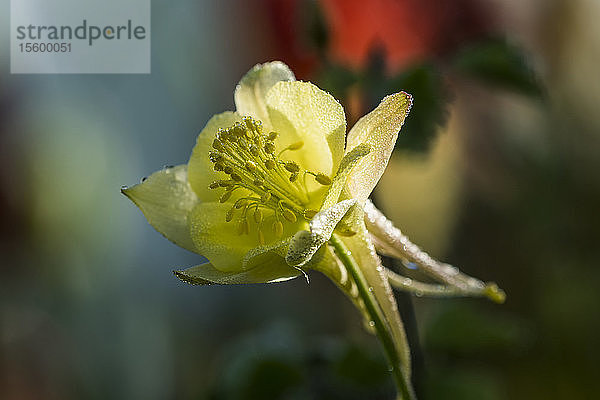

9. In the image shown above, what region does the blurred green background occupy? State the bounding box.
[1,0,599,399]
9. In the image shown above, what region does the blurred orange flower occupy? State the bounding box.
[320,0,490,73]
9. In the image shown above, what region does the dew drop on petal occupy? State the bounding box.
[443,265,459,276]
[405,261,418,270]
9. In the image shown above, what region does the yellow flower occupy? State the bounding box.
[122,61,410,287]
[122,61,504,399]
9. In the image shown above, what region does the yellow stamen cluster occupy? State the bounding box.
[208,116,329,244]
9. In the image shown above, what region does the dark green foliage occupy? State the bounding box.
[316,37,543,155]
[332,343,390,387]
[303,0,328,53]
[389,64,450,153]
[453,38,542,96]
[232,358,303,400]
[317,64,358,102]
[425,302,532,357]
[318,56,450,154]
[206,324,395,400]
[423,366,505,400]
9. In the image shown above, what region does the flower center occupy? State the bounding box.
[208,116,331,244]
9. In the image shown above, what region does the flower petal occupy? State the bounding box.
[122,165,198,253]
[266,81,346,179]
[243,237,290,268]
[187,111,243,201]
[174,261,300,285]
[189,202,253,272]
[189,202,305,272]
[322,144,370,209]
[345,91,412,203]
[234,61,296,130]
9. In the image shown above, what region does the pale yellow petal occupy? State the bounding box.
[187,111,243,201]
[234,61,295,130]
[345,92,412,203]
[321,144,370,210]
[266,81,346,179]
[174,261,300,285]
[242,237,290,268]
[189,202,253,271]
[189,202,305,272]
[122,165,198,253]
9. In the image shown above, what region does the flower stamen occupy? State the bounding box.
[208,116,332,238]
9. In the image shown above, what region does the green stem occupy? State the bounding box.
[329,234,416,400]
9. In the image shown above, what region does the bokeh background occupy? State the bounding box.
[1,0,599,399]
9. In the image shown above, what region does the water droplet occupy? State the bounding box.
[140,176,147,183]
[405,261,418,270]
[120,185,129,191]
[415,290,423,297]
[402,278,412,286]
[368,286,374,293]
[163,164,174,170]
[443,265,459,275]
[368,320,375,327]
[469,279,484,289]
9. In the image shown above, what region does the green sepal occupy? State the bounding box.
[174,261,301,285]
[122,165,198,253]
[286,200,359,267]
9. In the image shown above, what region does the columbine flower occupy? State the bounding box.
[122,61,504,399]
